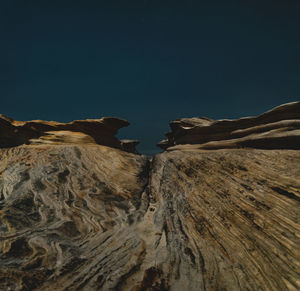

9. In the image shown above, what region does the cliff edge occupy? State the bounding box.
[0,115,139,153]
[157,101,300,150]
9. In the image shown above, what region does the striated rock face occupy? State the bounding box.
[0,145,149,290]
[1,146,299,290]
[0,103,300,290]
[147,149,300,290]
[157,101,300,150]
[0,115,138,153]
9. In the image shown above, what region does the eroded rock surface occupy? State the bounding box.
[147,149,300,290]
[0,145,299,290]
[0,145,149,290]
[0,103,300,290]
[158,101,300,150]
[0,115,138,153]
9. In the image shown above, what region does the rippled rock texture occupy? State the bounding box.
[0,145,149,290]
[158,101,300,150]
[0,102,300,290]
[1,145,300,290]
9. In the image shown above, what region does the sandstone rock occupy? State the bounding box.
[120,139,140,154]
[0,145,149,290]
[158,101,300,150]
[0,115,138,152]
[0,145,299,290]
[0,103,300,290]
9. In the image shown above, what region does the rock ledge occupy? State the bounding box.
[158,101,300,150]
[0,115,138,153]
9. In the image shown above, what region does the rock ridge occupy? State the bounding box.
[0,102,299,290]
[158,101,300,150]
[0,115,139,153]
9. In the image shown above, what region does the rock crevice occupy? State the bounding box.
[0,102,299,290]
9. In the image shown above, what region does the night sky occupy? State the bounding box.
[1,0,300,154]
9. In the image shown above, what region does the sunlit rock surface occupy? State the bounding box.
[157,101,300,150]
[0,145,149,290]
[0,103,300,290]
[0,115,138,153]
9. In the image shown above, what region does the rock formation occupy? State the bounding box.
[0,115,138,153]
[0,102,299,290]
[157,101,300,150]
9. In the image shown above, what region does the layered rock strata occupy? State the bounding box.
[0,115,138,153]
[157,101,300,150]
[0,102,300,290]
[0,145,149,290]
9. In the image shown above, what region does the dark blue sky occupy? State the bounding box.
[1,0,299,154]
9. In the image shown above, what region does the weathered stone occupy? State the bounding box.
[158,101,300,150]
[0,115,139,153]
[0,102,299,290]
[120,139,140,154]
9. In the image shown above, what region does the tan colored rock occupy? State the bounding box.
[0,145,299,290]
[0,103,300,290]
[0,144,149,290]
[0,115,139,153]
[158,101,300,150]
